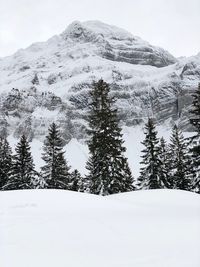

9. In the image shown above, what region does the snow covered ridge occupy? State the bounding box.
[0,20,199,141]
[0,189,200,267]
[62,20,176,67]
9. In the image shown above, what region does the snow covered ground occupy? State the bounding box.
[0,189,200,267]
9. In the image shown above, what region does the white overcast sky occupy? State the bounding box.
[0,0,199,57]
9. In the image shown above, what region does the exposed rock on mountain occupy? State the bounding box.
[62,21,176,67]
[0,20,199,141]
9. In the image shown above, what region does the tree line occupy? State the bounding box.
[0,80,199,194]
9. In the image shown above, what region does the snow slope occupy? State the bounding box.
[0,189,200,267]
[0,20,199,143]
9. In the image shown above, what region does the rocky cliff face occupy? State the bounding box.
[62,21,176,67]
[0,20,199,142]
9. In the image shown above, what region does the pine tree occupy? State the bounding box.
[86,79,135,195]
[70,170,88,193]
[189,83,200,192]
[77,174,88,193]
[158,137,172,188]
[0,115,9,138]
[70,169,82,191]
[138,118,163,189]
[41,122,71,189]
[168,125,192,190]
[5,135,36,190]
[0,138,12,190]
[31,172,45,189]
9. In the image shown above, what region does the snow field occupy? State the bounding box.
[0,189,200,267]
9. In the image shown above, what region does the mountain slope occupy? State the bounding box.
[0,20,199,142]
[0,189,200,267]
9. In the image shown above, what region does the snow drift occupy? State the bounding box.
[0,189,200,267]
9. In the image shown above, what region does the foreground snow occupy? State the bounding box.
[0,189,200,267]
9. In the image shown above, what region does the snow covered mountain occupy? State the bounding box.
[0,20,199,142]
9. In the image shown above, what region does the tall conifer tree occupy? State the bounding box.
[158,137,172,188]
[70,169,82,192]
[189,83,200,192]
[168,125,192,190]
[5,135,35,190]
[86,79,134,195]
[138,118,163,189]
[41,123,71,189]
[0,138,12,190]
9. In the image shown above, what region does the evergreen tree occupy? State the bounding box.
[31,171,45,189]
[0,115,9,138]
[189,83,200,192]
[138,118,163,189]
[5,135,36,190]
[158,137,172,188]
[77,174,88,193]
[70,170,89,193]
[41,122,71,189]
[86,79,134,195]
[0,138,12,190]
[70,169,82,192]
[168,125,192,190]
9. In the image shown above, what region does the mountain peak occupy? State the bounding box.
[83,20,134,39]
[59,20,176,67]
[62,21,85,38]
[0,20,199,146]
[62,20,136,41]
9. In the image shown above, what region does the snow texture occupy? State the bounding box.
[0,189,200,267]
[0,20,199,143]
